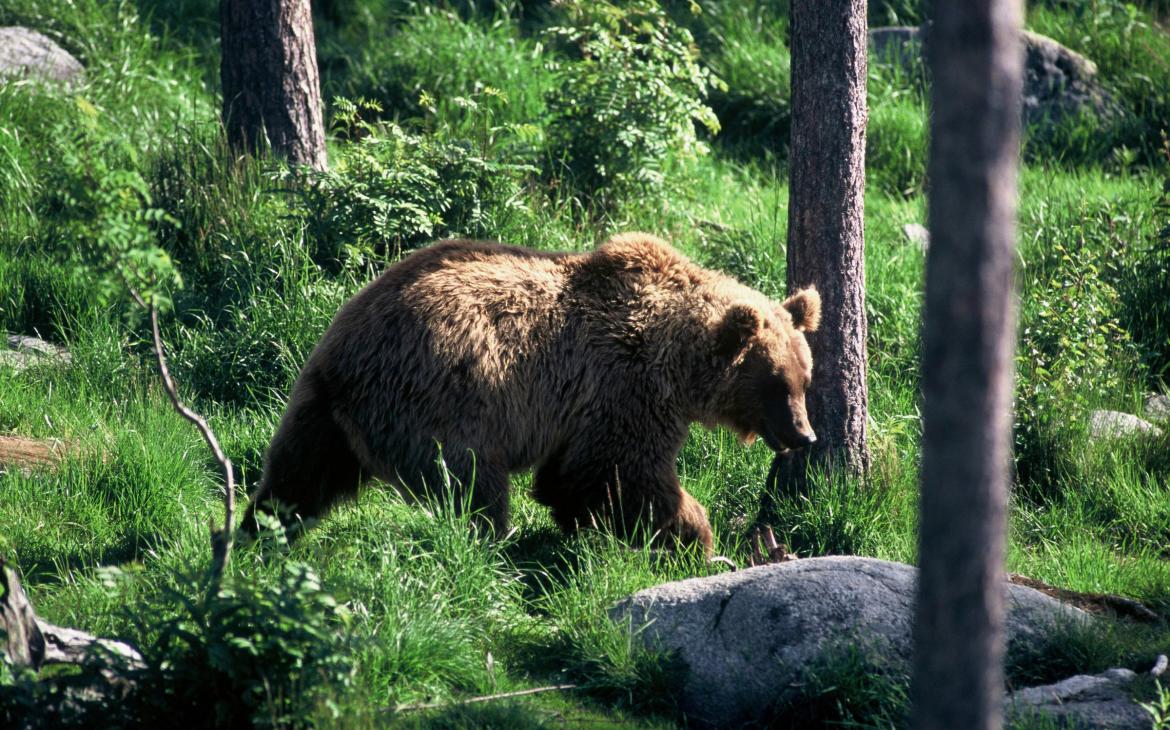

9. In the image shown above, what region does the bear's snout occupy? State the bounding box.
[794,429,817,447]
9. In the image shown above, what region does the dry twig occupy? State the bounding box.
[749,526,797,567]
[133,292,235,584]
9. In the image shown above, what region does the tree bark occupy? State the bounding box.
[783,0,870,481]
[220,0,327,170]
[910,1,1023,729]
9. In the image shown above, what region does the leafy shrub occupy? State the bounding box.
[543,0,722,208]
[289,96,536,263]
[1015,237,1141,491]
[0,557,352,729]
[37,112,181,310]
[139,560,354,729]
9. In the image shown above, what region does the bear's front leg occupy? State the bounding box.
[533,451,712,552]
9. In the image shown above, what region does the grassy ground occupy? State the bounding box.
[1,0,1169,727]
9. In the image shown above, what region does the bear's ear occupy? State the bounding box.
[782,288,821,333]
[716,304,762,359]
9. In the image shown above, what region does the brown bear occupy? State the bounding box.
[241,233,820,551]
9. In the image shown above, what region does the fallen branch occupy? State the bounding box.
[1007,573,1160,623]
[1,559,143,672]
[0,435,76,472]
[133,292,235,585]
[392,683,580,714]
[36,619,145,670]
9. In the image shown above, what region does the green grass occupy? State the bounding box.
[1,0,1169,727]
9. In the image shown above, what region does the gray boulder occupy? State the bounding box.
[0,334,72,373]
[0,27,85,87]
[1007,668,1152,730]
[1144,394,1170,424]
[869,26,1118,127]
[609,556,1088,728]
[1088,410,1162,439]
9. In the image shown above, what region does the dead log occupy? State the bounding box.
[0,435,75,472]
[1008,573,1160,623]
[1,560,46,669]
[1,558,143,671]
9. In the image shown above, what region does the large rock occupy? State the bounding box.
[869,26,1117,127]
[0,334,72,373]
[1088,410,1163,439]
[1145,394,1170,424]
[1006,668,1152,730]
[609,556,1088,728]
[0,27,85,87]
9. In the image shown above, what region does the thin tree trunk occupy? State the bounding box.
[910,1,1024,728]
[220,0,327,170]
[781,0,870,485]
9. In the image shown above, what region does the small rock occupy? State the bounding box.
[1144,394,1170,424]
[1006,668,1151,730]
[609,556,1088,728]
[1088,410,1162,440]
[0,334,72,373]
[902,222,930,250]
[0,27,85,87]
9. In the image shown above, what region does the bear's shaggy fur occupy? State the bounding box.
[242,233,820,551]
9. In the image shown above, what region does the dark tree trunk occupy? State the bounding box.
[220,0,327,170]
[910,1,1024,729]
[782,0,870,482]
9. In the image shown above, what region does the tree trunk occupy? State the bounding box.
[782,0,870,483]
[910,1,1024,728]
[220,0,327,170]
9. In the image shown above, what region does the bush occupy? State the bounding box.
[543,0,722,209]
[289,97,537,263]
[1015,236,1141,491]
[0,558,353,729]
[37,114,181,311]
[140,560,354,729]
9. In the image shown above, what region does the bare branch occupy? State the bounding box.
[138,295,235,584]
[36,619,145,670]
[392,684,580,714]
[708,555,738,571]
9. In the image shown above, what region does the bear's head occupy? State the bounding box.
[711,288,821,452]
